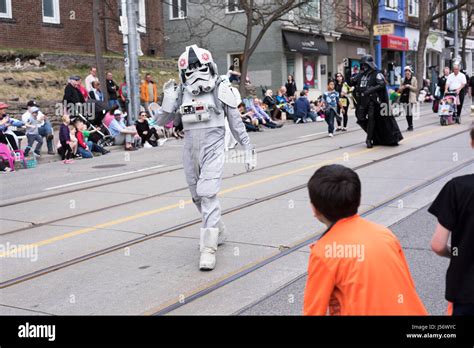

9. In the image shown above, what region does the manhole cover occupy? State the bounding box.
[91,164,128,169]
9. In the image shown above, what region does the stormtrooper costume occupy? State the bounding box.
[157,45,256,271]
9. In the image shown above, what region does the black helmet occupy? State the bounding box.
[360,55,377,70]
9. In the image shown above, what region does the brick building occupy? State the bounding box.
[0,0,164,56]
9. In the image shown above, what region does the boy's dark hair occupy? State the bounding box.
[307,164,361,223]
[300,91,306,97]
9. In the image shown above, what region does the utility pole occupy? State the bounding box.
[119,0,141,124]
[126,0,140,124]
[120,0,132,123]
[454,0,460,64]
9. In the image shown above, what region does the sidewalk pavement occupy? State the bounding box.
[17,99,474,164]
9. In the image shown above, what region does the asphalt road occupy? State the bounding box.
[238,205,450,316]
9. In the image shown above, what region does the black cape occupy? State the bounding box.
[361,70,404,146]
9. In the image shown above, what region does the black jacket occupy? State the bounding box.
[106,79,118,100]
[63,83,85,105]
[285,81,297,98]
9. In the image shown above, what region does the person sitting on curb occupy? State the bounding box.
[429,125,474,315]
[74,120,110,158]
[304,164,427,315]
[108,109,140,151]
[22,100,55,155]
[23,106,43,157]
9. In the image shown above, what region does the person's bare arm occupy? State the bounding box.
[431,223,451,258]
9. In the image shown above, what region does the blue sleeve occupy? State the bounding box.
[11,119,24,127]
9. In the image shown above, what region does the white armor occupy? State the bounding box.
[157,45,256,271]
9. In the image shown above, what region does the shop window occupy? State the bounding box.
[0,0,12,19]
[382,50,402,86]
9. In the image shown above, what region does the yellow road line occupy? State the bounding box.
[0,125,453,258]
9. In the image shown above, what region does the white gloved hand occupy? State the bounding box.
[244,146,257,172]
[161,79,179,113]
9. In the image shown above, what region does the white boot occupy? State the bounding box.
[198,221,227,250]
[199,227,219,271]
[217,220,227,246]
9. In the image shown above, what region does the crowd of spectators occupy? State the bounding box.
[2,69,363,172]
[0,67,176,171]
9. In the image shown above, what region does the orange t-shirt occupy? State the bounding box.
[303,215,428,315]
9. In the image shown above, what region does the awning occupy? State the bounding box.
[283,30,330,55]
[381,35,409,51]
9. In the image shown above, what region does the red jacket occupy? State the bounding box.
[76,130,87,149]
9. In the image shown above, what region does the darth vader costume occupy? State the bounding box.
[349,55,403,148]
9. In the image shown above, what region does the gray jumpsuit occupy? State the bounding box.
[159,84,252,229]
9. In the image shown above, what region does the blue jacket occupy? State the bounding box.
[294,96,310,119]
[0,116,24,132]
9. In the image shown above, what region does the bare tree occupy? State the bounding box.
[460,2,474,70]
[416,0,469,89]
[174,0,312,95]
[333,0,380,55]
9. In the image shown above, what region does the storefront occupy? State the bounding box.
[380,34,409,87]
[464,39,474,76]
[283,30,330,96]
[405,28,445,88]
[405,27,419,70]
[334,35,371,81]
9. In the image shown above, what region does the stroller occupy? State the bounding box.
[438,92,459,126]
[76,112,115,147]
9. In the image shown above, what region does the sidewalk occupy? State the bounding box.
[17,99,474,164]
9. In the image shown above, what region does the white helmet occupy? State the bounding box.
[178,45,219,95]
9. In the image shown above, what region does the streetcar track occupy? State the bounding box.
[233,202,448,315]
[0,106,442,208]
[0,118,446,236]
[0,128,470,290]
[151,158,474,315]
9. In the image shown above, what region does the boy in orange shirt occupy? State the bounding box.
[303,164,427,315]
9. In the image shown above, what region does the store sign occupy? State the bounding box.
[426,32,444,53]
[405,28,419,51]
[374,23,395,36]
[381,35,409,51]
[357,48,367,56]
[465,39,474,50]
[304,60,315,87]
